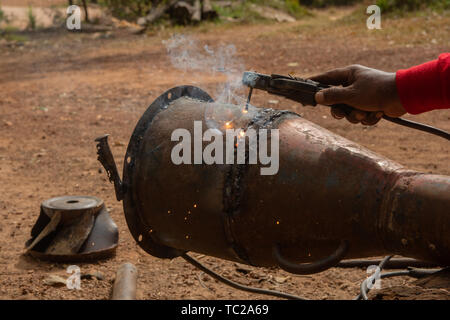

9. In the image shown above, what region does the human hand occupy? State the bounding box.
[310,65,406,125]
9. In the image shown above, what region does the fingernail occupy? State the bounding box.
[315,91,324,104]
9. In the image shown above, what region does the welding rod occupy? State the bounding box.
[245,87,253,111]
[111,263,138,300]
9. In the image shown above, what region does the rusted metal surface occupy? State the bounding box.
[96,86,450,274]
[96,134,125,201]
[111,263,138,300]
[26,196,119,262]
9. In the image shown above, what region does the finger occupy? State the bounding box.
[352,109,368,122]
[345,110,363,124]
[315,86,354,105]
[309,67,352,86]
[331,106,346,119]
[361,111,383,126]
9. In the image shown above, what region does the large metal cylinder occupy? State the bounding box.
[97,86,450,271]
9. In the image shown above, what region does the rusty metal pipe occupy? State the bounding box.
[96,86,450,273]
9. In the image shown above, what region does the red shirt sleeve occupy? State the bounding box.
[396,53,450,114]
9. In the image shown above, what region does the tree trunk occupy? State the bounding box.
[81,0,89,22]
[202,0,218,20]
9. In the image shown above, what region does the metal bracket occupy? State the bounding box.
[95,134,125,201]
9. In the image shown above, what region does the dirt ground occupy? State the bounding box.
[0,3,449,300]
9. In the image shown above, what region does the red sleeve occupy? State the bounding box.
[396,53,450,114]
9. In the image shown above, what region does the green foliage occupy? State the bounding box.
[376,0,450,12]
[4,33,28,42]
[300,0,360,7]
[27,6,36,30]
[299,0,449,10]
[102,0,309,23]
[100,0,180,21]
[213,2,261,23]
[0,6,4,25]
[214,0,309,23]
[264,0,310,18]
[101,0,156,20]
[0,2,5,26]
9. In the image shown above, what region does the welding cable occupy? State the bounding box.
[354,255,393,300]
[337,258,439,269]
[183,253,444,300]
[330,104,450,140]
[355,256,443,300]
[382,115,450,141]
[357,269,442,300]
[181,253,307,300]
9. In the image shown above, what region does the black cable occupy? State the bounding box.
[183,252,444,301]
[355,256,444,300]
[328,104,450,140]
[337,258,439,269]
[382,116,450,141]
[181,253,307,300]
[356,255,393,300]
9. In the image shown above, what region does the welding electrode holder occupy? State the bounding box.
[242,71,450,140]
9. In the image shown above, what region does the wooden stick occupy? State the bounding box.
[111,263,138,300]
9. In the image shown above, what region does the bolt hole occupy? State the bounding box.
[167,92,172,100]
[126,156,131,164]
[67,200,79,204]
[138,234,143,242]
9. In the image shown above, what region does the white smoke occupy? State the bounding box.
[163,34,247,105]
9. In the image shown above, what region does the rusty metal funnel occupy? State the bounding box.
[96,86,450,274]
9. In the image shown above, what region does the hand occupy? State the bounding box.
[310,65,406,125]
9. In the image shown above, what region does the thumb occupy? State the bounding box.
[315,87,354,105]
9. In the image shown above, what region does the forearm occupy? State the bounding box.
[396,53,450,114]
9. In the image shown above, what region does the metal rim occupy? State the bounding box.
[122,86,213,259]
